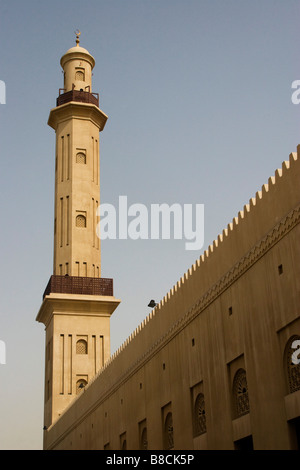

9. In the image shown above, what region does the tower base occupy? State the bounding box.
[36,290,120,428]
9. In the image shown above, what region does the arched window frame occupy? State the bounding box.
[194,393,206,436]
[76,339,88,355]
[75,67,85,81]
[140,427,148,450]
[232,368,250,419]
[164,412,174,450]
[76,214,86,228]
[76,378,87,395]
[76,151,86,164]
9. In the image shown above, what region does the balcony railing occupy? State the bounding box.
[56,89,99,107]
[43,275,113,299]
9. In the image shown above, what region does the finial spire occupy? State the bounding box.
[75,29,81,46]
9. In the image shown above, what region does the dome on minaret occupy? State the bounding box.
[60,45,95,69]
[64,45,92,55]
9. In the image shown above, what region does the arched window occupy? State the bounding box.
[232,368,250,418]
[76,152,86,164]
[75,69,85,81]
[76,378,87,394]
[76,339,87,355]
[285,335,300,394]
[164,412,174,450]
[140,427,148,450]
[76,214,86,228]
[194,393,206,436]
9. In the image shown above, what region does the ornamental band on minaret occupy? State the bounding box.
[36,34,120,430]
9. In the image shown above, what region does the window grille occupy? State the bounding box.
[233,368,250,418]
[76,152,86,164]
[194,393,206,435]
[76,214,86,228]
[75,70,85,81]
[76,339,87,355]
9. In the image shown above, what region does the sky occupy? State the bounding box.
[0,0,299,450]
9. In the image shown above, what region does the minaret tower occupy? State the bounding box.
[50,30,105,278]
[36,33,120,431]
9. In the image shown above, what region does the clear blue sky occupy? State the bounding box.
[0,0,299,449]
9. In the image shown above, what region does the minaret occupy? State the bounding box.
[49,30,105,278]
[36,33,120,431]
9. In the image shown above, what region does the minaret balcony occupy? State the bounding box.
[43,275,113,299]
[56,88,99,107]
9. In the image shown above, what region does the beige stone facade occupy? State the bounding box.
[37,40,300,450]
